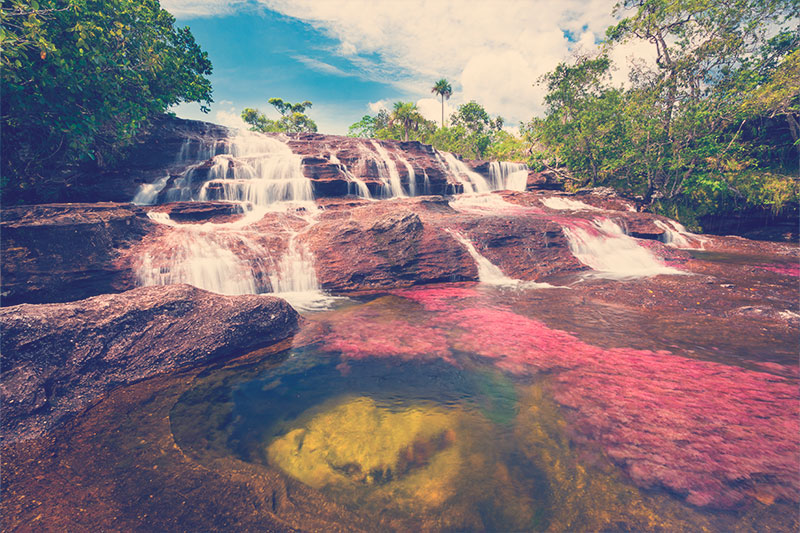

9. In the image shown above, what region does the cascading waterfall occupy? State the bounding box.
[563,218,684,279]
[137,212,271,295]
[198,132,313,207]
[654,219,706,249]
[448,230,556,288]
[435,150,491,193]
[488,162,529,191]
[329,151,371,198]
[399,156,416,197]
[268,224,332,312]
[132,174,170,205]
[369,140,406,197]
[132,130,342,308]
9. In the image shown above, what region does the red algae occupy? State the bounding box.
[315,286,800,509]
[759,264,800,277]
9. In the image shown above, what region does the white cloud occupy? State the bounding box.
[292,56,354,77]
[215,108,248,129]
[256,0,619,124]
[416,97,449,125]
[368,99,390,113]
[161,0,251,17]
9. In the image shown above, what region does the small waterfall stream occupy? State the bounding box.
[448,230,555,288]
[488,162,528,191]
[563,218,684,279]
[370,140,406,197]
[137,212,272,296]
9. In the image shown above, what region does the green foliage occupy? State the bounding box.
[387,101,426,142]
[346,100,528,163]
[535,0,799,225]
[1,0,213,201]
[242,97,318,134]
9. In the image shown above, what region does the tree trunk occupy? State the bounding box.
[441,95,445,128]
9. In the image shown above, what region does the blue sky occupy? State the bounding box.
[165,0,627,135]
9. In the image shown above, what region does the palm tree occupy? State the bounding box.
[431,78,452,128]
[389,102,424,142]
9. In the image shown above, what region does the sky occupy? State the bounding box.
[163,0,632,135]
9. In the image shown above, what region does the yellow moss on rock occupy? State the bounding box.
[266,396,457,489]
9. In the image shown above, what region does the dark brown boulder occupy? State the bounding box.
[1,203,152,306]
[0,284,300,442]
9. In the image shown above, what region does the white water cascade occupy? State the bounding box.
[268,214,336,312]
[132,130,345,309]
[540,197,603,211]
[329,150,371,198]
[654,219,706,249]
[132,174,170,205]
[370,140,406,197]
[488,162,529,191]
[563,218,684,279]
[137,212,271,295]
[198,132,313,207]
[448,230,556,288]
[436,151,492,193]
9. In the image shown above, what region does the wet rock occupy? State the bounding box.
[0,284,300,442]
[149,201,245,223]
[1,203,151,306]
[304,200,478,291]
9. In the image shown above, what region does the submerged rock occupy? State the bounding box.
[266,396,457,488]
[0,284,300,442]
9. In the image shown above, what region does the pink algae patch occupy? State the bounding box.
[759,263,800,277]
[320,318,451,363]
[390,286,481,311]
[405,287,799,509]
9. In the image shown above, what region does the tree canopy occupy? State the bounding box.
[534,0,799,225]
[242,98,318,134]
[1,0,213,202]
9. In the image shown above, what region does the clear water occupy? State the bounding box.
[4,257,797,532]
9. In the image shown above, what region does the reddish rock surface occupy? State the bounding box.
[1,203,151,306]
[148,201,245,223]
[0,284,300,443]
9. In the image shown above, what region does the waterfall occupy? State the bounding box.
[198,132,313,207]
[488,162,528,191]
[563,218,684,279]
[435,151,491,193]
[448,230,556,288]
[654,220,706,249]
[132,174,170,205]
[137,213,270,295]
[134,130,314,208]
[330,151,371,198]
[268,229,333,312]
[370,140,406,198]
[399,156,416,196]
[541,197,603,211]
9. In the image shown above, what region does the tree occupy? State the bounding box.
[535,0,799,226]
[389,102,425,142]
[604,0,799,204]
[1,0,213,202]
[447,101,505,158]
[431,78,452,127]
[242,98,318,134]
[347,109,390,138]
